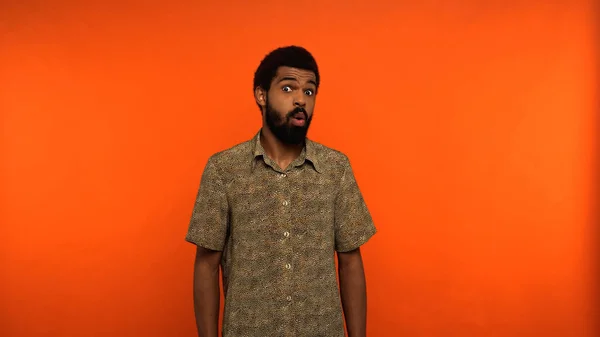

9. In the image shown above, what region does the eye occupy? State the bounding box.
[305,89,314,96]
[282,86,292,92]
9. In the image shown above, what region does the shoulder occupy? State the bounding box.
[204,138,254,175]
[307,138,352,173]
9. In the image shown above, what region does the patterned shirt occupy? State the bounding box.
[185,131,377,337]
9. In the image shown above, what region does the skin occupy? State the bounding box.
[338,248,368,337]
[193,246,221,337]
[193,66,368,337]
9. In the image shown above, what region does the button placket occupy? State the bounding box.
[279,169,294,312]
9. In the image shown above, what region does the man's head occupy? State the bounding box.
[253,46,320,145]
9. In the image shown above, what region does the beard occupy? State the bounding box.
[265,97,312,145]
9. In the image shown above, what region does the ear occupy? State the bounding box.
[254,86,266,108]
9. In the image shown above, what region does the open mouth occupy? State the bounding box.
[291,112,306,126]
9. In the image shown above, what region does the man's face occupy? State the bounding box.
[263,66,317,145]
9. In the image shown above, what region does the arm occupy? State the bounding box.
[338,248,367,337]
[185,156,229,336]
[193,246,222,337]
[333,156,376,337]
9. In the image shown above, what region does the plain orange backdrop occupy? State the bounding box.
[1,1,597,336]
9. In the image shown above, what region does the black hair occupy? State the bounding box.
[253,45,320,97]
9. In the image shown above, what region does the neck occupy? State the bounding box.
[260,126,304,169]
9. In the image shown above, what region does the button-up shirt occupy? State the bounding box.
[186,130,377,337]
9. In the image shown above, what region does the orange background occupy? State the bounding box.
[1,1,597,336]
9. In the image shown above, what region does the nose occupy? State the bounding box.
[293,91,306,107]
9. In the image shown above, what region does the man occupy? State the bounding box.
[185,45,377,337]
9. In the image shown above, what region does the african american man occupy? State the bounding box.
[185,45,377,337]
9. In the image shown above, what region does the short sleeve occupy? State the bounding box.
[334,157,377,252]
[185,156,229,251]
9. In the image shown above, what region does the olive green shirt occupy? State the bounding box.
[186,131,376,337]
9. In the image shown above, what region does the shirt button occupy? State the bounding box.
[285,263,291,269]
[283,200,289,206]
[286,296,292,301]
[284,231,290,238]
[280,173,287,178]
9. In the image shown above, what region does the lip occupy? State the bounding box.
[291,117,306,127]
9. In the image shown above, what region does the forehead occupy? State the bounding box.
[273,66,316,84]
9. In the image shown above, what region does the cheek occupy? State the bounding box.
[307,98,316,113]
[276,99,296,114]
[268,92,291,107]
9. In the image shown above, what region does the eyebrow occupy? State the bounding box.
[277,76,317,87]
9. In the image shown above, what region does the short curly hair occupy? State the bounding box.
[253,45,320,97]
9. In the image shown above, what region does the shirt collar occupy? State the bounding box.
[251,130,321,173]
